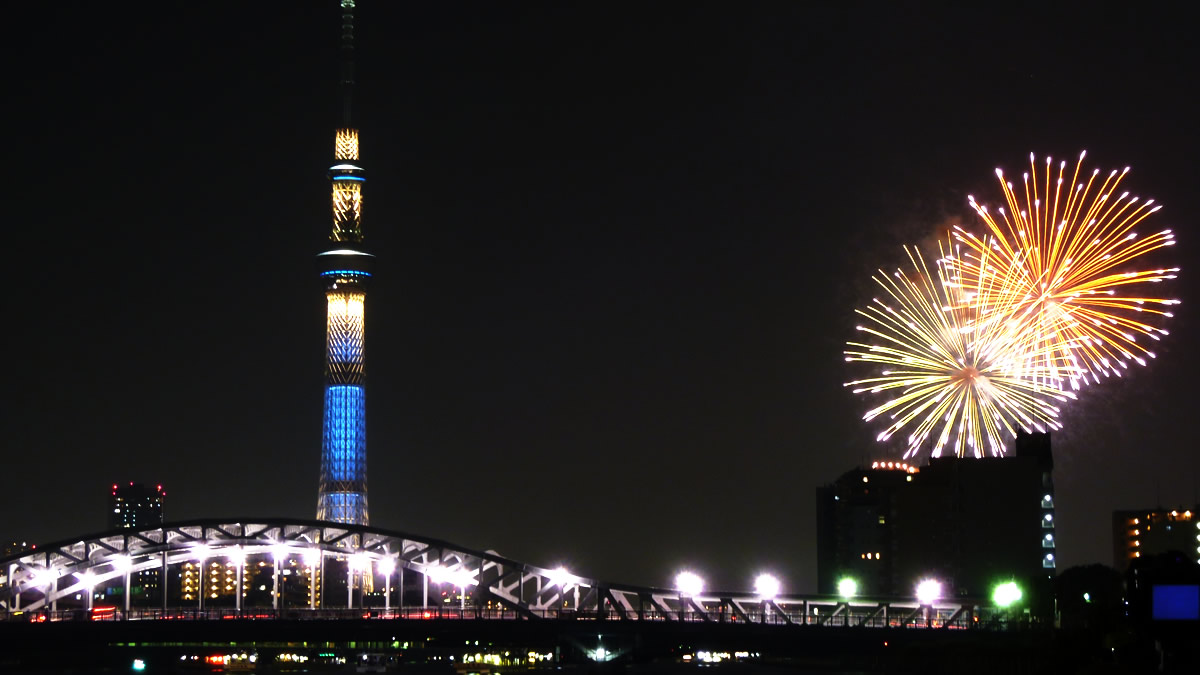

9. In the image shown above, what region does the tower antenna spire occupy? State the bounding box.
[339,0,356,126]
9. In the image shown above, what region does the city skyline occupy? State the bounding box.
[4,1,1199,592]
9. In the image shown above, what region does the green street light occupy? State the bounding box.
[992,581,1023,608]
[837,577,858,600]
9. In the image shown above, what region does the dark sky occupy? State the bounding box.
[4,1,1199,593]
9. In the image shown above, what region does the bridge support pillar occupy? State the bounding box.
[236,558,244,613]
[123,568,130,618]
[161,551,168,612]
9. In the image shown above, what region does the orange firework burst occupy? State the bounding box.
[951,151,1179,388]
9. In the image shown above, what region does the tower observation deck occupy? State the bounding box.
[316,0,371,525]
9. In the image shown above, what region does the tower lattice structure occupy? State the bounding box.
[316,0,372,525]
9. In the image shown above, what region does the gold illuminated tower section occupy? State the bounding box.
[316,0,372,525]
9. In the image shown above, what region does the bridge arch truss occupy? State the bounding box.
[1,518,1000,630]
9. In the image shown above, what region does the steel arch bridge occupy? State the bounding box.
[1,518,999,630]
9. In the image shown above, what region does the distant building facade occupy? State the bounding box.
[107,482,166,604]
[1112,506,1198,571]
[3,541,32,558]
[108,482,165,530]
[816,430,1055,609]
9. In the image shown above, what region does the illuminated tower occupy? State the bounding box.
[316,0,372,525]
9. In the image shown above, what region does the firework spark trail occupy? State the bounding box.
[952,151,1179,388]
[845,241,1076,459]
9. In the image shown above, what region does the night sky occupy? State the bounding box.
[5,1,1199,593]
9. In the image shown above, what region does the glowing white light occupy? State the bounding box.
[426,564,473,588]
[77,571,96,588]
[270,544,289,563]
[916,579,942,605]
[377,557,396,576]
[754,573,781,599]
[349,553,370,572]
[30,567,58,587]
[192,544,212,561]
[426,564,448,584]
[837,577,858,599]
[227,548,246,566]
[993,581,1022,608]
[675,571,704,597]
[546,566,572,588]
[112,555,133,572]
[302,549,321,569]
[318,249,373,256]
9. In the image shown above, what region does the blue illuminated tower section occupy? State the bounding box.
[316,0,371,525]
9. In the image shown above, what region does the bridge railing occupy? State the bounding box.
[2,603,1039,631]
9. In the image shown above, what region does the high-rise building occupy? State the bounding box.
[816,430,1055,612]
[106,482,166,603]
[316,0,372,525]
[1112,506,1199,571]
[109,482,165,530]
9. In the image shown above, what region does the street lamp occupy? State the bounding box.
[302,549,321,610]
[546,566,578,610]
[191,545,211,612]
[837,577,858,600]
[378,557,396,611]
[427,565,473,612]
[755,573,780,624]
[113,555,133,617]
[78,571,96,611]
[915,578,942,605]
[348,552,370,610]
[547,566,571,588]
[992,581,1023,609]
[228,548,247,612]
[270,544,289,611]
[675,571,704,597]
[916,578,942,627]
[30,566,57,588]
[675,571,703,621]
[30,567,59,612]
[754,573,781,599]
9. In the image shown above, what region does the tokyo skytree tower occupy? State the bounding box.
[316,0,372,525]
